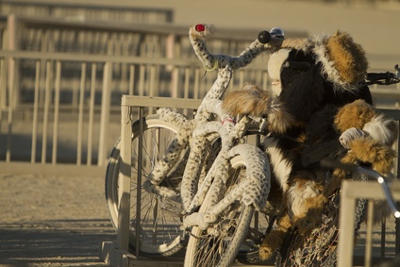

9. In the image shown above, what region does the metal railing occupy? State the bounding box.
[338,180,400,267]
[0,0,174,24]
[0,50,270,166]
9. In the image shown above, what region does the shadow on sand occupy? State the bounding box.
[0,219,115,266]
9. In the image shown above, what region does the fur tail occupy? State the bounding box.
[222,85,295,134]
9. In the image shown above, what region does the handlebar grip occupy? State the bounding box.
[258,31,271,44]
[195,24,206,32]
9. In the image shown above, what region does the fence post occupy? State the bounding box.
[77,63,87,165]
[337,181,356,267]
[87,63,97,166]
[31,61,40,163]
[118,95,132,252]
[52,61,61,165]
[98,61,112,166]
[6,14,19,109]
[6,56,15,163]
[41,61,52,164]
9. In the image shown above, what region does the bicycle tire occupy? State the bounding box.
[105,114,186,256]
[183,155,256,267]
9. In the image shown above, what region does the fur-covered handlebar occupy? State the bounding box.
[189,24,283,70]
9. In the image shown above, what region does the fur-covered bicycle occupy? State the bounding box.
[105,23,400,267]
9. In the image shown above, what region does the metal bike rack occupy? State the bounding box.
[100,95,201,267]
[100,97,400,266]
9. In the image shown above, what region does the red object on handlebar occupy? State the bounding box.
[195,24,206,32]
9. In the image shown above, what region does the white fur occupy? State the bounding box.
[270,81,282,97]
[363,114,397,146]
[264,138,292,192]
[267,49,290,81]
[287,180,321,217]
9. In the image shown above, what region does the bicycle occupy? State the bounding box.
[105,24,283,263]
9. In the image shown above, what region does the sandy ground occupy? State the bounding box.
[0,172,115,267]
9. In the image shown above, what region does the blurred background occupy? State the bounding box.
[0,0,399,166]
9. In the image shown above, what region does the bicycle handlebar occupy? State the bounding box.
[189,24,284,71]
[320,159,400,218]
[366,65,400,86]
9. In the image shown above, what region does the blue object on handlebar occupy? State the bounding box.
[270,27,285,39]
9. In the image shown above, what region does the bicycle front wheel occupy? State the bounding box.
[184,155,255,267]
[105,114,186,256]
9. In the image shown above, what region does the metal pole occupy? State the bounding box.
[136,106,144,257]
[77,62,86,165]
[396,121,400,254]
[87,63,96,166]
[41,61,52,164]
[128,64,135,95]
[51,61,61,164]
[365,201,374,267]
[6,57,15,162]
[117,96,132,252]
[337,181,356,267]
[98,61,112,166]
[381,216,386,260]
[194,68,200,99]
[31,61,40,163]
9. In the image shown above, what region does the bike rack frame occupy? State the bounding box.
[101,95,201,266]
[100,96,400,266]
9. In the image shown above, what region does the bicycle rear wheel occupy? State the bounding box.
[184,155,257,267]
[105,114,186,256]
[279,173,367,267]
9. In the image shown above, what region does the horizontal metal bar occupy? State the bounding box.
[342,180,400,200]
[0,50,272,71]
[377,108,400,120]
[0,14,307,40]
[0,50,198,66]
[2,0,173,12]
[121,95,201,109]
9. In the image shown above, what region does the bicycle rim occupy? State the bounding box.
[105,115,185,256]
[184,156,255,267]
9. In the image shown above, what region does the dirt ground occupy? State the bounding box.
[0,172,115,267]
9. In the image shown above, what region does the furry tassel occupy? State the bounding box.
[222,85,295,134]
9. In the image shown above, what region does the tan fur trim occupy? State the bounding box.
[349,137,395,174]
[293,195,327,235]
[326,31,368,85]
[312,32,367,91]
[281,38,309,50]
[222,85,269,117]
[334,99,376,132]
[287,176,324,219]
[267,98,296,134]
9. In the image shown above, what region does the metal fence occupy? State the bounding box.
[0,0,174,24]
[0,49,270,166]
[338,181,400,267]
[0,13,307,107]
